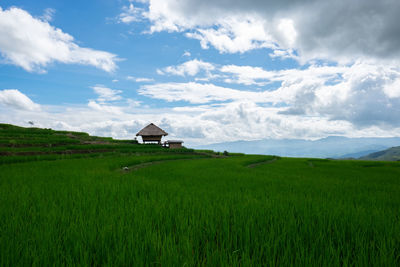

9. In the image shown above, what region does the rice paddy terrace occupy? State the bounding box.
[0,124,200,163]
[1,123,399,266]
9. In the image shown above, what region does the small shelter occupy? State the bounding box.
[136,123,168,144]
[165,140,184,149]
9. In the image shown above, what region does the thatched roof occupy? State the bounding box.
[136,123,168,136]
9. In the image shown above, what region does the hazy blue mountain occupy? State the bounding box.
[359,146,400,161]
[338,150,379,159]
[194,136,400,158]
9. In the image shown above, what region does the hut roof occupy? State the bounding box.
[166,140,183,144]
[136,123,168,136]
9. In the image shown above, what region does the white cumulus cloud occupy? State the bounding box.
[126,76,154,82]
[158,59,215,77]
[0,6,119,72]
[185,16,275,54]
[91,85,122,102]
[0,89,40,111]
[118,3,143,24]
[87,100,123,115]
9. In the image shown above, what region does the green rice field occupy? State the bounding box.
[0,124,399,265]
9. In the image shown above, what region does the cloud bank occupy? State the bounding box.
[134,0,400,63]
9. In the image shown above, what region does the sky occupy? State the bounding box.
[1,0,400,146]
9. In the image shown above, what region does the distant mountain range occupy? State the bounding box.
[194,136,400,159]
[360,146,400,161]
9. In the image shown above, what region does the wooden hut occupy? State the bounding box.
[165,140,184,149]
[136,123,168,144]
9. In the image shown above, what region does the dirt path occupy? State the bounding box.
[122,160,170,172]
[121,157,208,173]
[121,151,228,173]
[246,157,278,168]
[122,154,278,173]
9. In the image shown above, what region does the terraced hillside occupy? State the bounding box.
[0,123,203,164]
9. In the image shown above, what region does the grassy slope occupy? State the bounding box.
[1,124,400,265]
[360,146,400,161]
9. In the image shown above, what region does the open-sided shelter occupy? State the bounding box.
[136,123,168,144]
